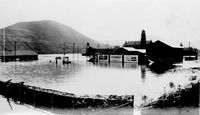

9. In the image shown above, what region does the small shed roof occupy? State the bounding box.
[122,47,146,53]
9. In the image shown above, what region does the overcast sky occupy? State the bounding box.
[0,0,200,48]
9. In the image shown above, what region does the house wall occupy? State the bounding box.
[124,55,138,63]
[98,54,109,62]
[110,55,122,62]
[96,54,140,63]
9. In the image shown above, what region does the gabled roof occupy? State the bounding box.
[153,40,172,48]
[153,40,183,48]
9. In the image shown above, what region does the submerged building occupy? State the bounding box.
[92,47,147,64]
[86,29,191,64]
[0,50,38,62]
[146,40,183,63]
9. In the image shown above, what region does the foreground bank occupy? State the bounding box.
[0,79,133,109]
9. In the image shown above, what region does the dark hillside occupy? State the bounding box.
[0,20,100,54]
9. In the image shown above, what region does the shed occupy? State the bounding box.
[0,50,38,62]
[146,40,183,63]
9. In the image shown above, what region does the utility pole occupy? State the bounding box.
[189,41,191,58]
[14,41,17,61]
[1,29,2,61]
[73,43,75,54]
[63,42,66,55]
[189,41,190,49]
[3,28,5,62]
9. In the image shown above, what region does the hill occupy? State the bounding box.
[0,20,101,54]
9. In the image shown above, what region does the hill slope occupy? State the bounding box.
[0,20,100,54]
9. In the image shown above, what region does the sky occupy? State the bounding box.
[0,0,200,48]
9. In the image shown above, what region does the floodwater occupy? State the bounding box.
[0,54,199,115]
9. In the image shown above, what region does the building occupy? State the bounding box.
[146,40,183,63]
[93,47,147,64]
[123,30,152,49]
[183,47,199,60]
[0,50,38,62]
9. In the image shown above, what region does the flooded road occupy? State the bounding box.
[0,54,199,115]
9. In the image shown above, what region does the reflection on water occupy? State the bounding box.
[140,65,146,82]
[148,62,177,75]
[93,62,139,69]
[0,54,199,115]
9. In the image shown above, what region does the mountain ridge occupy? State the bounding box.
[0,20,101,54]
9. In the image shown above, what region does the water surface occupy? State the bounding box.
[0,54,199,114]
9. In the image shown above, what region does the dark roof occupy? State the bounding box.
[152,40,172,48]
[0,50,38,56]
[123,40,152,46]
[183,47,198,51]
[152,40,183,49]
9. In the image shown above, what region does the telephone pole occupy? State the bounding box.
[14,41,17,61]
[73,43,75,54]
[2,28,5,62]
[63,42,66,55]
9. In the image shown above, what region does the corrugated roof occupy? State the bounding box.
[122,47,146,53]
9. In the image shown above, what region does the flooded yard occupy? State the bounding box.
[0,54,199,115]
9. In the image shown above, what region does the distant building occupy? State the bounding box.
[146,40,183,63]
[84,42,114,56]
[0,50,38,62]
[183,47,199,60]
[113,45,120,49]
[123,30,152,49]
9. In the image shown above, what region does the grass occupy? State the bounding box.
[142,80,200,108]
